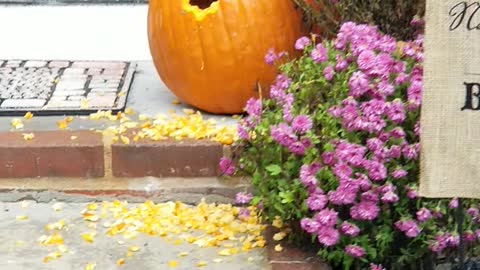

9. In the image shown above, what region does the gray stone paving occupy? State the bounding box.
[0,60,135,115]
[0,201,268,270]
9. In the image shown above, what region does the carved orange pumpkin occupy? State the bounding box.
[147,0,304,114]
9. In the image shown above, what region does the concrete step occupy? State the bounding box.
[0,176,248,203]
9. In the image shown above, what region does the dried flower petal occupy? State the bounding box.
[273,232,287,241]
[128,246,140,252]
[57,120,68,130]
[22,133,35,141]
[43,251,62,263]
[168,260,178,268]
[81,232,96,243]
[196,261,207,267]
[24,112,33,120]
[85,263,96,270]
[11,118,24,129]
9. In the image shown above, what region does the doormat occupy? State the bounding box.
[0,60,136,116]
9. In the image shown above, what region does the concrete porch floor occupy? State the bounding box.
[0,61,238,132]
[0,201,269,270]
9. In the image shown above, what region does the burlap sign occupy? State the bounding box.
[420,1,480,198]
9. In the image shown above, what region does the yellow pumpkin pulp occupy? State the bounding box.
[181,0,219,22]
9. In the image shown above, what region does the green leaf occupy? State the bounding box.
[273,202,286,215]
[265,164,282,176]
[343,256,353,270]
[279,191,294,204]
[250,196,261,206]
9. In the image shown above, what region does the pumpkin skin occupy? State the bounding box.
[147,0,304,114]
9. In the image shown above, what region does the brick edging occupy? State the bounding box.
[0,131,104,178]
[264,227,332,270]
[0,130,230,178]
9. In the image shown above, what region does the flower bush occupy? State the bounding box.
[294,0,425,41]
[221,22,480,269]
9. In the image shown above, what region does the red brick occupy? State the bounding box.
[265,225,331,270]
[271,262,329,270]
[267,244,316,263]
[0,131,104,178]
[111,138,223,177]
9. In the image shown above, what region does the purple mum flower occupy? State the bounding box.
[370,264,386,270]
[264,48,277,65]
[300,218,321,234]
[447,234,460,247]
[295,36,311,50]
[311,44,328,64]
[292,115,313,135]
[238,208,250,220]
[237,123,249,140]
[463,231,477,243]
[270,123,296,148]
[365,160,387,182]
[386,100,406,124]
[244,98,262,118]
[299,163,321,187]
[288,141,307,156]
[328,187,357,206]
[275,73,292,90]
[350,201,379,221]
[314,208,338,227]
[348,71,370,98]
[323,65,335,81]
[395,220,421,238]
[340,221,360,237]
[306,193,328,211]
[317,227,340,247]
[402,144,419,160]
[322,152,335,166]
[449,198,459,209]
[219,157,235,176]
[391,169,407,179]
[367,138,383,152]
[390,127,406,139]
[406,187,418,199]
[345,245,365,258]
[377,80,395,96]
[235,192,253,204]
[335,54,348,72]
[333,163,353,180]
[414,122,421,137]
[357,50,376,72]
[467,207,479,218]
[394,72,409,85]
[381,191,399,204]
[416,208,433,223]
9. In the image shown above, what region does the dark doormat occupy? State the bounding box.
[0,60,136,116]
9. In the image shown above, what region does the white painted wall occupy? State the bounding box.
[0,5,152,61]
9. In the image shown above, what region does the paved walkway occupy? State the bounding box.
[0,201,269,270]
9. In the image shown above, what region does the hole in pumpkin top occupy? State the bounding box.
[189,0,217,9]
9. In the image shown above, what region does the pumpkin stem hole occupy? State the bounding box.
[189,0,217,9]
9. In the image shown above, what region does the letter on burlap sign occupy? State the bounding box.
[420,1,480,198]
